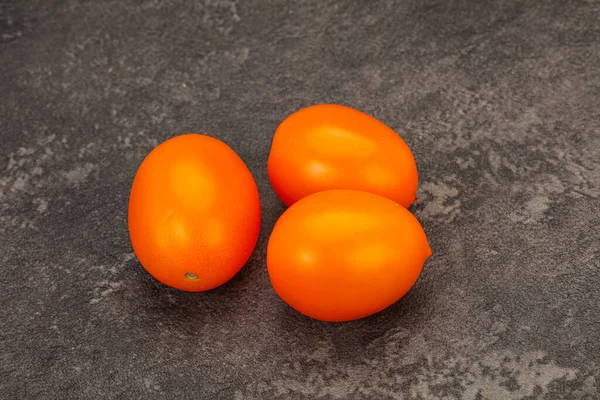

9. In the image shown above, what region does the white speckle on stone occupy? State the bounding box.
[582,376,598,395]
[488,150,502,173]
[233,391,244,400]
[143,377,161,392]
[38,134,56,146]
[12,176,27,191]
[17,147,35,156]
[7,154,16,170]
[36,199,48,213]
[63,163,95,184]
[421,181,461,222]
[90,280,123,304]
[525,195,549,216]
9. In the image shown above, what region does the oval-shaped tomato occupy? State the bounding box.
[128,134,261,292]
[267,189,431,322]
[267,104,419,207]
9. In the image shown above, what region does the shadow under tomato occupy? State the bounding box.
[272,279,433,363]
[128,259,246,315]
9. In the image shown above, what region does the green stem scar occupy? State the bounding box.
[185,273,198,280]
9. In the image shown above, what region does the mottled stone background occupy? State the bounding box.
[1,0,599,399]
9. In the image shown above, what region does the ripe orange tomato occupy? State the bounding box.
[267,190,431,322]
[267,104,419,207]
[128,134,261,292]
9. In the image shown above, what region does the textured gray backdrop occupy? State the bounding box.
[1,0,599,399]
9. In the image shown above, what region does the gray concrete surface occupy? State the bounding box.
[1,0,599,398]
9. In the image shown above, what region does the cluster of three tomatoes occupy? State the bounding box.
[128,104,431,322]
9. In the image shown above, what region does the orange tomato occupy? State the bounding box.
[267,190,431,322]
[128,134,261,292]
[267,104,419,207]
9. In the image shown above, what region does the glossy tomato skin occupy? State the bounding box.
[267,190,431,322]
[128,134,261,292]
[267,104,419,207]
